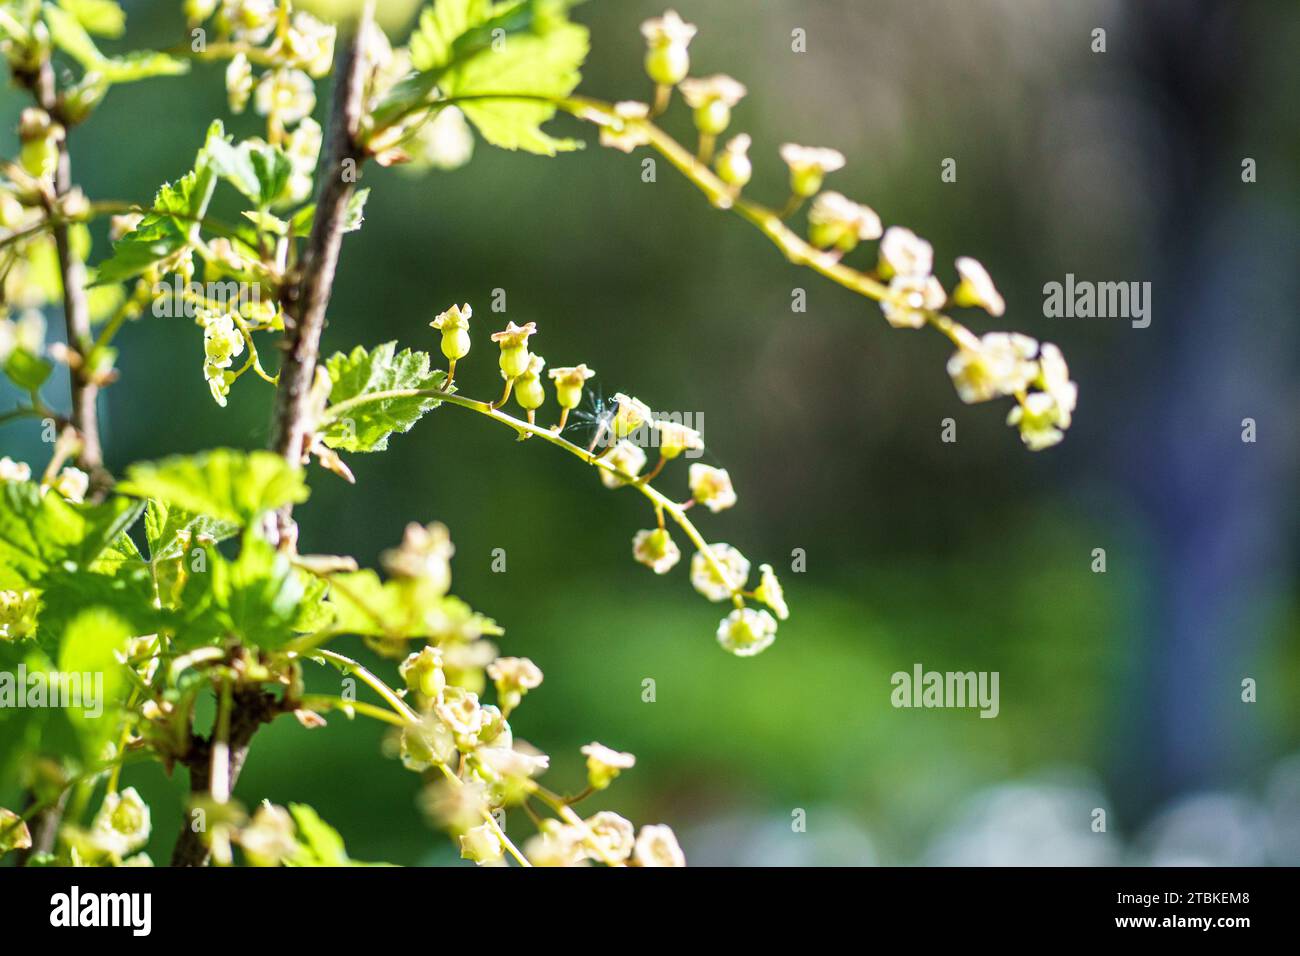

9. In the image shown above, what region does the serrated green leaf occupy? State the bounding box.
[119,450,309,526]
[322,342,446,452]
[94,124,222,285]
[44,2,103,69]
[446,17,588,154]
[209,137,293,208]
[400,0,589,155]
[57,607,131,758]
[143,499,239,563]
[37,564,158,654]
[3,348,53,391]
[410,0,489,72]
[0,482,144,589]
[168,534,319,651]
[59,0,125,37]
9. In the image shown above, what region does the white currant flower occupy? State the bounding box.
[581,742,636,790]
[0,457,32,483]
[285,11,336,77]
[284,117,323,203]
[223,0,275,44]
[640,9,698,47]
[0,588,38,641]
[109,213,144,241]
[400,717,456,771]
[525,822,588,867]
[549,364,595,409]
[599,440,647,488]
[952,256,1006,317]
[945,330,1039,403]
[879,226,934,279]
[780,143,846,197]
[204,363,234,407]
[0,310,45,362]
[584,811,636,863]
[754,564,789,620]
[487,656,543,715]
[225,53,252,114]
[91,787,151,858]
[240,802,297,867]
[880,274,945,329]
[459,822,505,865]
[598,101,652,153]
[381,521,453,593]
[435,688,488,746]
[202,311,245,369]
[1036,343,1077,429]
[50,467,89,503]
[716,607,777,657]
[808,191,882,251]
[411,105,475,170]
[654,419,704,459]
[611,392,653,439]
[633,823,686,867]
[632,527,681,574]
[255,68,316,126]
[688,463,736,512]
[1007,392,1067,450]
[690,543,750,601]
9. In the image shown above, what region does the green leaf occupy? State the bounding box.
[57,607,131,759]
[285,804,389,866]
[59,0,125,37]
[44,3,103,70]
[0,482,144,589]
[322,342,446,452]
[38,564,158,655]
[44,3,184,83]
[3,348,53,391]
[144,499,239,563]
[119,450,309,527]
[404,0,589,155]
[93,123,222,285]
[290,187,369,237]
[168,534,319,651]
[410,0,489,72]
[208,138,293,208]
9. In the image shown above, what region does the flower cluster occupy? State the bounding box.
[61,787,153,866]
[421,304,791,655]
[610,9,1078,450]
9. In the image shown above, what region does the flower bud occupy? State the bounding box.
[951,256,1006,317]
[640,10,697,86]
[754,564,789,620]
[779,143,846,199]
[715,134,752,188]
[431,303,472,361]
[654,419,703,459]
[513,353,546,411]
[808,192,882,253]
[490,321,537,378]
[679,75,747,136]
[580,742,636,791]
[399,645,446,699]
[548,364,595,409]
[19,109,61,182]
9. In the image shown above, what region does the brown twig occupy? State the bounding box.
[269,8,371,544]
[17,60,111,496]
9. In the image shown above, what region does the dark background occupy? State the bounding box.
[3,0,1298,864]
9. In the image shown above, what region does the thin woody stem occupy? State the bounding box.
[269,6,372,542]
[321,388,746,602]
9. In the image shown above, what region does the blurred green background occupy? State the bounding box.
[3,0,1299,864]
